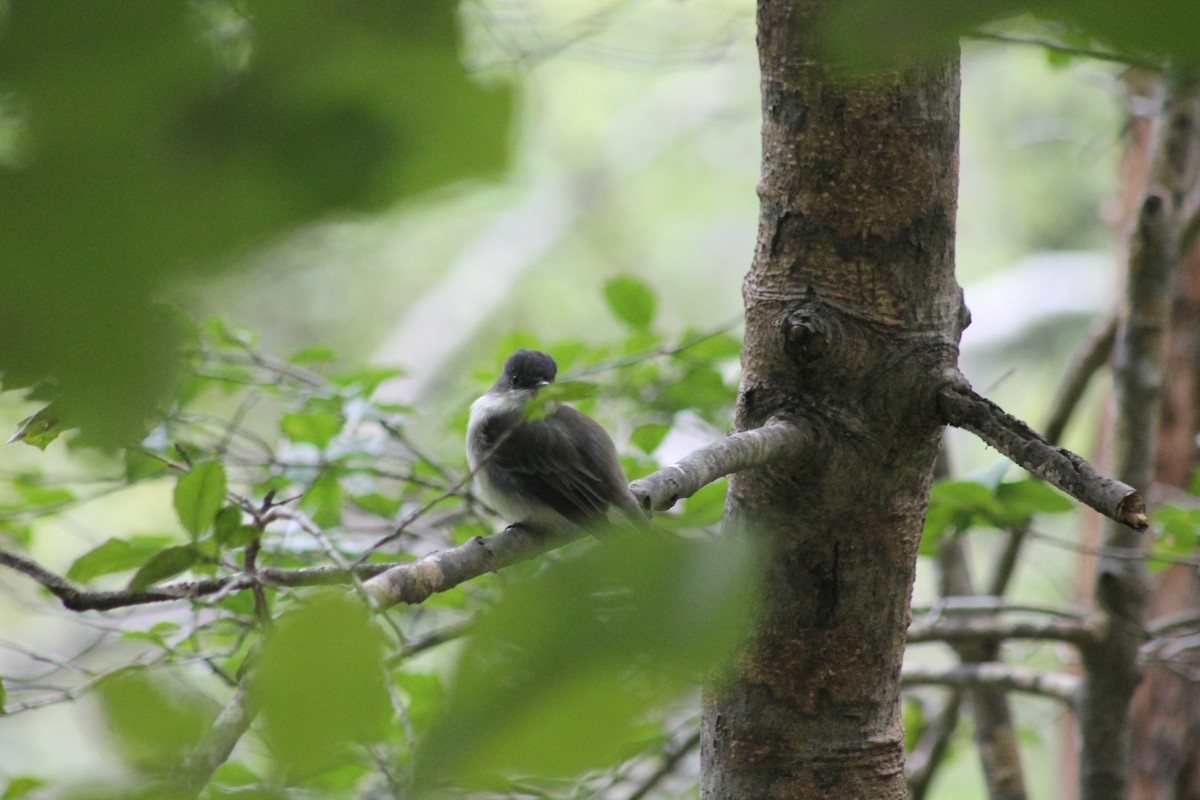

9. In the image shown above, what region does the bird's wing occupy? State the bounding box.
[490,405,626,525]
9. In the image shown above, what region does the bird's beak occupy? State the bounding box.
[536,379,551,388]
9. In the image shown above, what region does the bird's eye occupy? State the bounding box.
[511,375,519,386]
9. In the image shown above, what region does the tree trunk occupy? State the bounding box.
[1127,75,1200,800]
[701,1,963,797]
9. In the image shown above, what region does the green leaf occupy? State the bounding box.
[288,345,337,365]
[679,329,742,361]
[350,492,402,517]
[9,475,74,507]
[920,479,1000,554]
[67,535,175,583]
[0,1,513,447]
[604,276,658,330]
[416,533,758,788]
[1154,506,1200,556]
[174,461,227,537]
[660,366,729,418]
[96,669,214,770]
[930,480,998,516]
[123,448,170,482]
[524,381,599,422]
[330,365,405,396]
[301,469,343,529]
[128,545,198,592]
[213,504,243,545]
[7,406,64,450]
[675,478,728,527]
[2,777,47,800]
[630,422,670,454]
[254,592,389,772]
[992,479,1073,525]
[281,408,344,449]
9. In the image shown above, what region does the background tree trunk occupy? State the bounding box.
[700,1,964,797]
[1126,74,1200,800]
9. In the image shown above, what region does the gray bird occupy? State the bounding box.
[466,349,648,533]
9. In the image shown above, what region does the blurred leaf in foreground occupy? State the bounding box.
[253,591,390,776]
[415,532,760,791]
[0,0,513,447]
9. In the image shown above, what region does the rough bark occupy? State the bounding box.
[700,1,963,797]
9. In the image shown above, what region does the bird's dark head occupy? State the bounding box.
[499,349,558,393]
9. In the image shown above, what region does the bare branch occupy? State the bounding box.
[0,543,391,612]
[964,30,1163,72]
[624,727,702,800]
[913,596,1088,619]
[938,382,1147,530]
[902,662,1081,706]
[906,695,962,800]
[907,613,1105,648]
[630,418,812,513]
[365,419,813,610]
[1042,311,1119,446]
[362,524,586,611]
[6,420,809,615]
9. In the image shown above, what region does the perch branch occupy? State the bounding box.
[902,662,1080,705]
[357,421,811,610]
[629,417,811,513]
[3,420,811,614]
[938,382,1147,530]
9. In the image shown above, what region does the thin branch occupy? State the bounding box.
[0,544,391,612]
[906,694,963,800]
[934,533,1030,800]
[629,417,812,513]
[362,525,587,611]
[907,613,1105,648]
[938,382,1147,530]
[5,419,809,614]
[902,663,1081,706]
[365,419,814,610]
[624,727,702,800]
[1042,311,1119,446]
[171,682,257,798]
[913,597,1089,619]
[964,30,1163,72]
[386,619,472,667]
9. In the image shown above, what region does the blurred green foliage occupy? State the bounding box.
[823,1,1200,69]
[415,533,758,790]
[0,0,513,447]
[0,271,747,797]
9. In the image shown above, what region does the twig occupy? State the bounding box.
[938,382,1147,530]
[906,694,962,799]
[624,727,702,800]
[902,663,1081,705]
[907,612,1105,648]
[964,30,1163,72]
[0,543,391,612]
[1042,311,1119,446]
